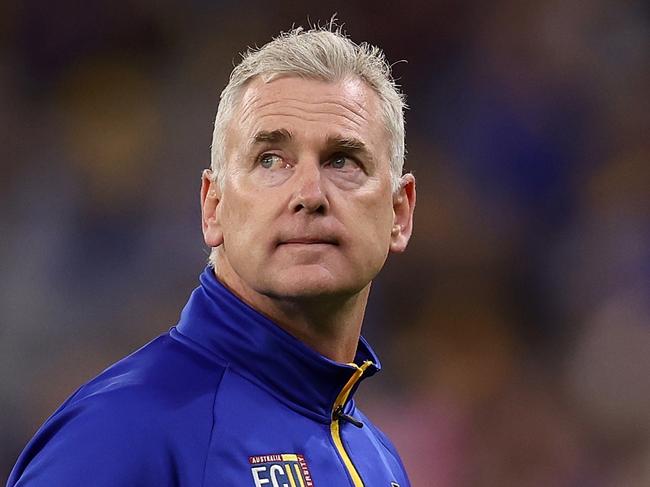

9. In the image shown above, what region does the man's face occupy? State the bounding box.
[202,76,414,302]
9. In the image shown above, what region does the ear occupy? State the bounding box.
[200,169,224,248]
[389,173,416,253]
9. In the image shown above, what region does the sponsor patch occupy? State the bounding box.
[249,453,314,487]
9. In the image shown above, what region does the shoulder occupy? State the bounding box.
[75,332,226,405]
[8,332,227,486]
[59,332,228,426]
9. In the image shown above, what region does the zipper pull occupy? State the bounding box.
[333,406,364,428]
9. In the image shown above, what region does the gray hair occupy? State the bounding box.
[208,25,407,266]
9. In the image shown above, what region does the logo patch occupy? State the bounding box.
[249,453,314,487]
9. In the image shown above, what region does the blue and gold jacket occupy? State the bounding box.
[8,268,410,486]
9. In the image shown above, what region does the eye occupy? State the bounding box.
[259,153,283,169]
[329,154,355,170]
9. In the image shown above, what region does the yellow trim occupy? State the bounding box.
[293,463,306,487]
[282,454,298,462]
[330,360,373,487]
[284,464,298,487]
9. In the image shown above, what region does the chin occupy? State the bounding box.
[261,266,363,301]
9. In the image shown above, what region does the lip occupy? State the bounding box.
[279,238,339,246]
[278,238,338,245]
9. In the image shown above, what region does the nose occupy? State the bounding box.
[289,160,329,215]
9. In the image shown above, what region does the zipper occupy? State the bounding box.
[330,360,373,487]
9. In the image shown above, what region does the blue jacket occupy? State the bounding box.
[8,268,410,486]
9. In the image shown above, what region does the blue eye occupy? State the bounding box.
[330,155,348,169]
[260,153,281,169]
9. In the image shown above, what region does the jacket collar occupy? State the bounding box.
[175,267,381,422]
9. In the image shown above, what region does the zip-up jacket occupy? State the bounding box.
[8,268,410,486]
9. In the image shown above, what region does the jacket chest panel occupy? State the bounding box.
[201,370,407,486]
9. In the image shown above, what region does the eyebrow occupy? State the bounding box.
[251,129,293,144]
[325,135,367,152]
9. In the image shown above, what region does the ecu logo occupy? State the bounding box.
[249,453,314,487]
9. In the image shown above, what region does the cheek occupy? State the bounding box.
[220,189,277,257]
[219,194,253,245]
[359,190,395,238]
[346,197,395,258]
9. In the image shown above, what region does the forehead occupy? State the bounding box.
[228,76,388,155]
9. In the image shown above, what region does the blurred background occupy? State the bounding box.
[1,0,648,485]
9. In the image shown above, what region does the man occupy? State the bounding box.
[8,25,416,486]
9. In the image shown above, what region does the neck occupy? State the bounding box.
[213,266,369,363]
[265,291,369,363]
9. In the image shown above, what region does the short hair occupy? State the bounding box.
[208,25,407,266]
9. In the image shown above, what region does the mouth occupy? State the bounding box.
[277,237,339,247]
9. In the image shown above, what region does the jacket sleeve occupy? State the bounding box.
[7,393,170,487]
